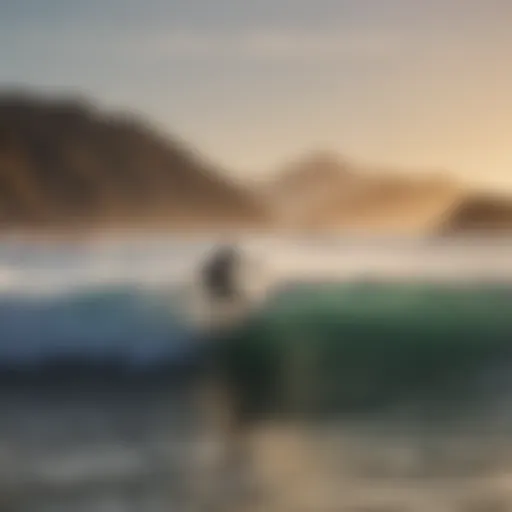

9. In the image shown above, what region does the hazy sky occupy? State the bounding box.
[2,0,512,189]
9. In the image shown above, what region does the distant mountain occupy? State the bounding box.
[0,90,269,231]
[264,152,360,228]
[437,194,512,234]
[267,151,512,234]
[270,151,354,196]
[2,91,511,236]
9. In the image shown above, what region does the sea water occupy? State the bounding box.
[2,235,512,510]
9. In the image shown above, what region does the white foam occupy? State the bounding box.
[1,235,512,297]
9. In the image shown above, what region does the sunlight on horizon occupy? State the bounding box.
[2,0,512,189]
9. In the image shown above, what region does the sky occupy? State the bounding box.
[2,0,512,190]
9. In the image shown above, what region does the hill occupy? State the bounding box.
[267,152,512,234]
[437,194,512,234]
[0,90,269,232]
[2,91,511,236]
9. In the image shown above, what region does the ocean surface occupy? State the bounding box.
[3,235,512,511]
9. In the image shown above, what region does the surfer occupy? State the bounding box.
[192,242,267,507]
[201,243,242,303]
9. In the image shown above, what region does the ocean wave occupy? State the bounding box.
[210,281,512,416]
[2,236,512,373]
[0,284,197,366]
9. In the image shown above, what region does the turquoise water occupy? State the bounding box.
[219,281,512,417]
[2,237,512,510]
[3,275,512,420]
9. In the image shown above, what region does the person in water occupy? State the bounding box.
[192,243,271,506]
[200,244,241,302]
[198,242,256,426]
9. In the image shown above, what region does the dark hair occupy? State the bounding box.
[201,244,241,300]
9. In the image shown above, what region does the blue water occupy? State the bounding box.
[0,236,207,367]
[2,236,512,511]
[0,286,195,366]
[2,235,512,369]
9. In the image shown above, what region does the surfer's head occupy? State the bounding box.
[200,243,242,301]
[189,241,271,333]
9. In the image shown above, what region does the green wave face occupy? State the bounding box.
[214,282,512,420]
